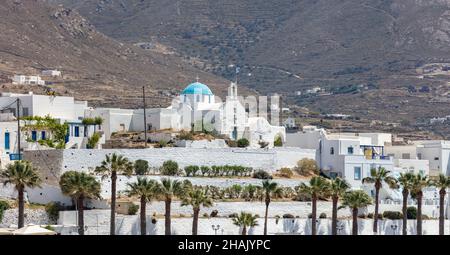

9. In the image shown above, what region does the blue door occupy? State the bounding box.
[41,131,46,140]
[74,126,80,137]
[5,132,10,150]
[31,131,37,141]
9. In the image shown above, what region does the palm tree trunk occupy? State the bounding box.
[78,195,84,235]
[331,196,338,235]
[311,194,317,235]
[242,225,247,235]
[192,208,200,235]
[417,192,423,235]
[264,201,269,235]
[352,208,358,235]
[402,189,408,235]
[439,189,445,235]
[110,171,117,235]
[17,186,25,228]
[373,185,380,234]
[165,197,172,235]
[140,197,147,235]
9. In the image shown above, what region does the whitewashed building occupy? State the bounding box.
[41,70,61,77]
[287,127,394,188]
[11,75,45,85]
[86,81,286,148]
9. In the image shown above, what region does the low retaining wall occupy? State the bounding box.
[58,210,450,235]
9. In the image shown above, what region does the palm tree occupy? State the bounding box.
[0,161,42,228]
[396,172,414,235]
[298,176,330,235]
[410,173,431,235]
[94,153,133,235]
[155,178,186,235]
[432,174,450,235]
[362,167,397,234]
[125,177,158,235]
[232,212,259,235]
[59,171,101,235]
[181,187,213,235]
[329,177,350,235]
[341,190,372,235]
[261,180,282,235]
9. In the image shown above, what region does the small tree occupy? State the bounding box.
[161,160,179,176]
[134,160,149,175]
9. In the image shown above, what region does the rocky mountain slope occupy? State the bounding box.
[0,0,243,108]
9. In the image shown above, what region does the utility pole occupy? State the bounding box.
[16,98,21,160]
[143,86,147,148]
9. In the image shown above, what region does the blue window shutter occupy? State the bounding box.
[74,126,80,137]
[32,131,37,141]
[41,131,46,140]
[5,132,10,150]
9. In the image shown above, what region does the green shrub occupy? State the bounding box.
[200,166,211,176]
[45,202,62,224]
[155,140,168,148]
[161,160,179,176]
[279,168,293,178]
[128,204,139,215]
[252,170,273,180]
[134,160,149,175]
[226,140,237,147]
[407,206,417,219]
[283,213,295,218]
[319,213,327,219]
[382,211,403,220]
[274,135,283,147]
[0,200,10,222]
[210,210,219,217]
[87,132,101,149]
[237,138,250,148]
[368,213,383,219]
[44,225,55,231]
[184,165,200,176]
[295,159,319,176]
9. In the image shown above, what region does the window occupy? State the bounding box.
[417,153,422,160]
[330,147,334,155]
[354,167,362,180]
[434,157,439,161]
[402,153,410,159]
[4,132,10,150]
[74,126,80,137]
[348,147,354,154]
[31,131,37,141]
[41,131,46,140]
[196,95,200,102]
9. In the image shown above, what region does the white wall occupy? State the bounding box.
[57,148,316,174]
[57,210,450,235]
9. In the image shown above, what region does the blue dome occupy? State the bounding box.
[181,82,213,95]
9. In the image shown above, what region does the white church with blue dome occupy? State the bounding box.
[86,80,286,148]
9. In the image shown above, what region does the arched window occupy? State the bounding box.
[330,147,334,155]
[197,95,200,102]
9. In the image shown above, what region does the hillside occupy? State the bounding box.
[0,0,246,108]
[46,0,450,126]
